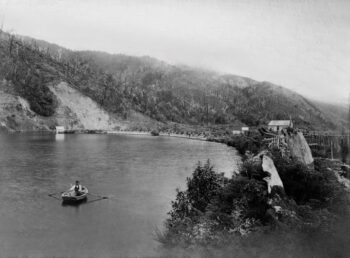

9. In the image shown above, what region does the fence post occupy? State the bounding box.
[331,139,333,160]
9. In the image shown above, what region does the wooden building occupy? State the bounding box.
[268,120,293,132]
[55,126,65,134]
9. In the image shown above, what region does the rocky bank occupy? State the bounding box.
[0,80,158,132]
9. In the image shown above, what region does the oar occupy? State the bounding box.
[88,193,126,202]
[48,194,61,200]
[87,193,109,199]
[48,191,64,196]
[86,197,106,204]
[48,191,65,199]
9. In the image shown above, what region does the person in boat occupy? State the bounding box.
[74,180,82,196]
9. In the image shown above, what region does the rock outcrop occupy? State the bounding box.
[0,81,149,132]
[285,131,314,169]
[0,89,52,131]
[262,155,284,194]
[49,82,127,130]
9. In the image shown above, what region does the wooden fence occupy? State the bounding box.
[303,133,350,160]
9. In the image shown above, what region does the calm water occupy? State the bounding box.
[0,133,240,257]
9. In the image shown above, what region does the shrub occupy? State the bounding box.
[167,160,224,224]
[207,177,268,229]
[19,77,58,117]
[186,161,224,213]
[226,135,263,155]
[151,129,160,136]
[163,160,269,247]
[272,152,346,209]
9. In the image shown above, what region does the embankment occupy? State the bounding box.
[0,81,161,132]
[158,130,350,258]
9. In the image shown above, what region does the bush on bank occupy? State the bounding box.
[158,154,349,257]
[208,133,264,156]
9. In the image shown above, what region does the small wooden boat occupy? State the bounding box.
[61,185,88,202]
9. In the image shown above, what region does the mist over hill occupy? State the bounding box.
[0,31,348,132]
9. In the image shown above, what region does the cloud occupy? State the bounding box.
[1,0,349,103]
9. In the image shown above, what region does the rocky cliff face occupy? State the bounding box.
[262,155,284,194]
[286,131,314,168]
[49,82,128,130]
[0,80,50,131]
[0,81,132,132]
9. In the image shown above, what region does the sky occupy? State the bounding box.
[0,0,349,103]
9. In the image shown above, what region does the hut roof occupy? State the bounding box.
[268,120,291,126]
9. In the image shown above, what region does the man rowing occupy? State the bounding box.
[73,180,82,196]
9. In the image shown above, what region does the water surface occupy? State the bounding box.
[0,133,240,257]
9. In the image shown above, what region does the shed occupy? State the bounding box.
[268,120,293,132]
[55,126,65,134]
[232,130,241,135]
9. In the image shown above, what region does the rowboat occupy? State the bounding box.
[61,185,88,202]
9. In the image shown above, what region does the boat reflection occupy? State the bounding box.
[55,134,65,141]
[61,198,88,207]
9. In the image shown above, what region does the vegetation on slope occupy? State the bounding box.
[74,51,348,130]
[0,31,128,118]
[0,33,58,116]
[0,31,347,131]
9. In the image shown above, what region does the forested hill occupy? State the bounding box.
[0,31,348,131]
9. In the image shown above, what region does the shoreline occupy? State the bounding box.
[107,130,208,141]
[106,130,150,136]
[2,128,211,142]
[159,133,207,141]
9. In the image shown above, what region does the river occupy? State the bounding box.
[0,133,241,257]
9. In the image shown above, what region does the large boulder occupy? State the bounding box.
[286,131,314,169]
[262,155,284,194]
[0,121,8,133]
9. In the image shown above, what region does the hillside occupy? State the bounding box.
[0,31,348,132]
